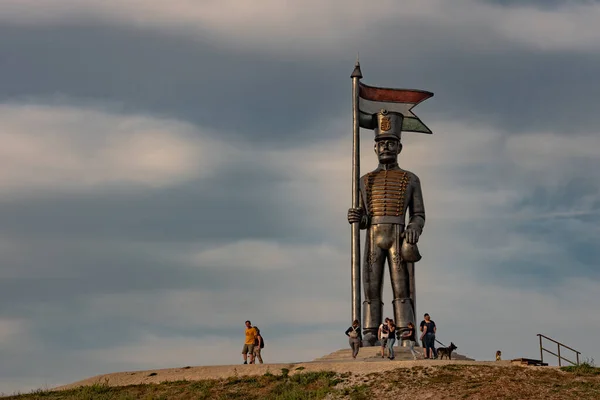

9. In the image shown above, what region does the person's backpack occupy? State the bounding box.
[260,335,265,348]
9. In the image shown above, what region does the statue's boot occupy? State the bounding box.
[393,298,415,344]
[362,299,383,346]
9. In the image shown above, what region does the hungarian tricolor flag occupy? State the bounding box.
[358,82,433,134]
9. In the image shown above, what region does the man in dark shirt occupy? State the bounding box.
[419,313,437,359]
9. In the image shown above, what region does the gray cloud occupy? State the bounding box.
[0,24,340,142]
[482,0,595,8]
[2,21,600,143]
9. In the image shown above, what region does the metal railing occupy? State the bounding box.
[537,334,581,366]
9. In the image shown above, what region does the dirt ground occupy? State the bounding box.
[47,347,600,399]
[57,359,521,389]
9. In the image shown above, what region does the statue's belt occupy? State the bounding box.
[369,216,407,225]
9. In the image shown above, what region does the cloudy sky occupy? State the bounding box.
[1,0,600,393]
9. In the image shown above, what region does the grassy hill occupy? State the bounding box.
[2,362,599,399]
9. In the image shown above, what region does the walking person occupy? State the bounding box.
[420,313,437,359]
[419,316,427,358]
[401,321,419,360]
[242,320,257,364]
[378,318,390,358]
[253,326,264,364]
[387,319,397,360]
[345,319,362,359]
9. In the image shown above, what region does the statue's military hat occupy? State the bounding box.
[373,109,403,142]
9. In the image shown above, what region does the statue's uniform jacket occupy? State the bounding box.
[357,164,425,336]
[359,167,425,228]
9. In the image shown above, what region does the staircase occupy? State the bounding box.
[537,334,581,366]
[511,334,581,367]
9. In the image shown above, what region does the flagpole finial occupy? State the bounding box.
[351,55,363,79]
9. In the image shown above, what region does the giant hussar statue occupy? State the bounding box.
[347,61,433,345]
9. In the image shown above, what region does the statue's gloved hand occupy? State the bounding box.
[404,227,420,244]
[347,208,363,224]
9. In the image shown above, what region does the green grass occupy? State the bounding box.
[561,360,600,376]
[1,370,344,400]
[341,384,371,400]
[4,364,600,399]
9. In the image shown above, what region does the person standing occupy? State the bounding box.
[378,318,390,358]
[387,319,397,360]
[420,313,437,359]
[242,320,257,364]
[253,326,264,364]
[345,320,362,359]
[401,321,419,360]
[419,314,428,358]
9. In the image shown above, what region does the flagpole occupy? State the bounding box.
[350,60,363,325]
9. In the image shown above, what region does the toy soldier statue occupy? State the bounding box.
[347,110,425,344]
[347,61,433,346]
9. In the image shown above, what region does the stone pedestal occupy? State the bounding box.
[314,346,474,362]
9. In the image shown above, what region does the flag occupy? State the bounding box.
[358,82,433,134]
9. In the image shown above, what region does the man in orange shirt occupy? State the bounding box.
[242,320,257,364]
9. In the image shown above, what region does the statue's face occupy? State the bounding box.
[375,139,401,164]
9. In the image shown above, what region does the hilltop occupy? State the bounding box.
[2,347,599,399]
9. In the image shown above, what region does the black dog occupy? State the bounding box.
[437,342,457,360]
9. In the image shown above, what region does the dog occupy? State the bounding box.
[437,342,457,360]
